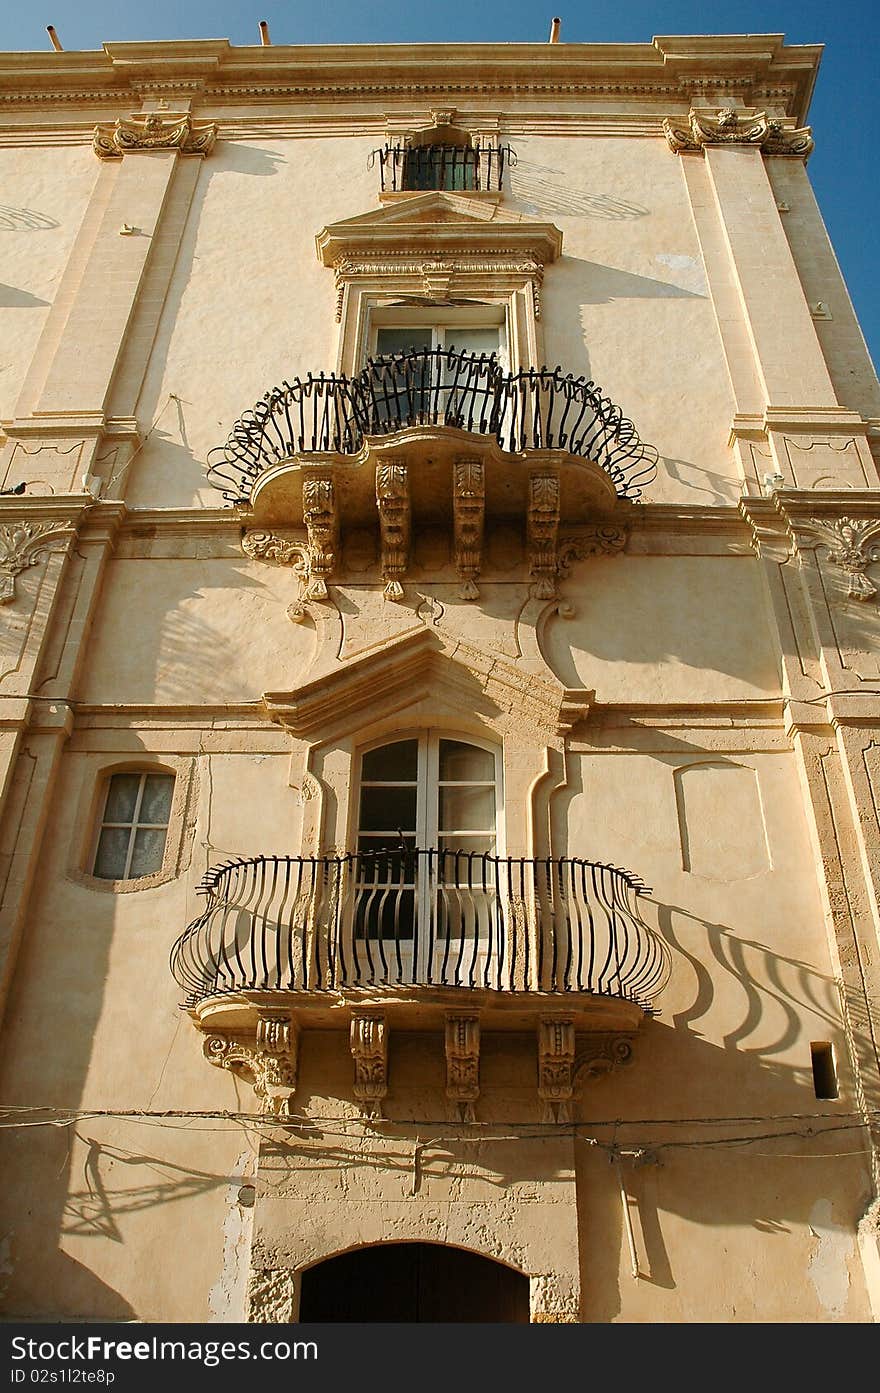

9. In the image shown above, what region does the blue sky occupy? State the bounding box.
[1,1,877,369]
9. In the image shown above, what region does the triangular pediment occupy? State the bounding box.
[316,192,563,266]
[262,625,590,741]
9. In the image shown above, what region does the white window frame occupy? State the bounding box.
[91,769,175,882]
[352,731,505,982]
[368,304,509,368]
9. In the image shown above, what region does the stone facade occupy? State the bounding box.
[0,32,878,1323]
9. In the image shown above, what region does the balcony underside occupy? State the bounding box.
[191,984,647,1035]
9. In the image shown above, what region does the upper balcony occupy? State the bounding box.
[368,142,516,195]
[209,348,657,508]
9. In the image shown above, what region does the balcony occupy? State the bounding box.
[172,850,668,1118]
[368,142,515,193]
[208,346,658,505]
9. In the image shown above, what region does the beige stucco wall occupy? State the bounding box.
[77,557,315,703]
[1,35,879,1327]
[0,146,98,424]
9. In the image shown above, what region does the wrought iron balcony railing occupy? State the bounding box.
[207,347,659,503]
[170,849,669,1008]
[368,143,516,193]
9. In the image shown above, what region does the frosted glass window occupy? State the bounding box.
[93,771,174,880]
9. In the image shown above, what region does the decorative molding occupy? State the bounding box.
[452,457,485,600]
[302,477,338,600]
[537,1017,576,1123]
[663,107,813,157]
[93,111,218,159]
[350,1011,388,1117]
[557,526,628,575]
[573,1034,636,1087]
[0,519,75,604]
[806,516,880,600]
[240,529,316,623]
[203,1013,299,1117]
[375,462,410,602]
[332,254,547,322]
[445,1014,481,1122]
[527,473,561,600]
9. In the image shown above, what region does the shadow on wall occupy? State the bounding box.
[509,162,648,220]
[124,140,288,505]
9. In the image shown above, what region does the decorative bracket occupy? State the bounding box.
[804,516,880,601]
[537,1016,576,1123]
[376,462,410,601]
[452,458,485,599]
[240,529,319,623]
[302,477,338,600]
[573,1034,636,1088]
[445,1014,481,1122]
[527,472,560,599]
[93,112,218,160]
[0,519,76,604]
[663,107,813,158]
[350,1011,388,1117]
[203,1012,299,1117]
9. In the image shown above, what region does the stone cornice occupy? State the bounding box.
[0,35,821,125]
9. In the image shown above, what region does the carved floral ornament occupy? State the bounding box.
[805,516,880,601]
[0,519,76,604]
[331,256,545,322]
[663,107,814,157]
[93,112,218,160]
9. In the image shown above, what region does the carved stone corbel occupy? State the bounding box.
[445,1014,481,1122]
[240,529,315,623]
[537,1017,576,1123]
[573,1034,635,1089]
[302,477,338,600]
[663,107,813,158]
[557,526,628,573]
[350,1011,388,1117]
[453,458,485,599]
[527,472,560,599]
[805,516,880,600]
[93,112,218,159]
[376,462,410,601]
[203,1012,299,1117]
[0,519,76,604]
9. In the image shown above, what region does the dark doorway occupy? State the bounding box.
[298,1242,530,1322]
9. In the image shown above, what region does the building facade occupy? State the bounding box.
[0,31,879,1323]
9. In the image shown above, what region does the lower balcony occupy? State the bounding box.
[171,850,669,1119]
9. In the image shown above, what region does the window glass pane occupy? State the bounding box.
[375,327,433,358]
[94,827,131,880]
[103,772,141,824]
[361,740,418,782]
[358,785,418,834]
[129,827,168,879]
[355,887,416,941]
[439,740,495,782]
[357,840,417,878]
[439,784,496,832]
[140,773,173,825]
[443,327,500,360]
[439,834,496,858]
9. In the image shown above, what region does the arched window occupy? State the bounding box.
[353,734,502,984]
[402,124,477,191]
[92,769,175,881]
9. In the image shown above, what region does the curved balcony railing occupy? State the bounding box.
[170,849,669,1009]
[207,347,659,504]
[368,142,516,192]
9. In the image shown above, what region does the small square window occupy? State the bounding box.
[93,771,174,881]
